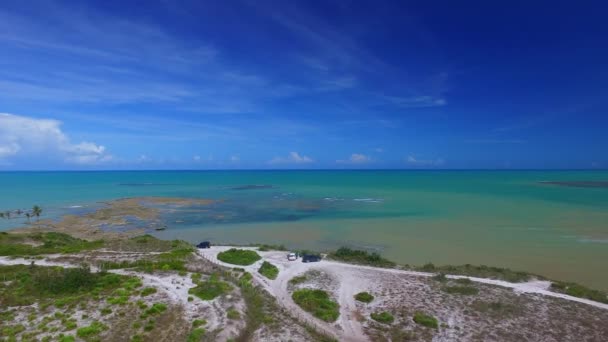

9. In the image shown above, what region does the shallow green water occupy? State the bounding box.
[1,170,607,289]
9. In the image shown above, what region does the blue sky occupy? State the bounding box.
[0,0,606,170]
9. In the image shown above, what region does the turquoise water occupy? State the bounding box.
[1,170,607,289]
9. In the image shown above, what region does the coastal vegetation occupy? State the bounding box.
[188,273,232,300]
[288,275,307,285]
[551,281,608,304]
[370,312,394,324]
[0,232,103,256]
[442,285,479,295]
[354,291,374,303]
[217,248,262,266]
[416,263,536,283]
[413,312,438,329]
[257,261,279,280]
[328,247,395,267]
[292,289,340,322]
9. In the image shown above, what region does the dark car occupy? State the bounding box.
[302,254,321,263]
[196,241,211,249]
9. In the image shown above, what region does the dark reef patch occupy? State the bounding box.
[539,181,608,188]
[230,184,276,190]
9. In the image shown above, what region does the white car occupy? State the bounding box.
[287,252,297,261]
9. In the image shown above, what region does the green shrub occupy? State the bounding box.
[432,273,447,282]
[59,336,75,342]
[329,247,395,267]
[227,309,240,320]
[0,232,104,256]
[413,312,438,328]
[289,275,307,285]
[354,292,374,303]
[76,321,106,338]
[192,319,206,327]
[551,281,608,304]
[144,303,167,316]
[217,249,261,266]
[187,328,205,342]
[140,287,157,297]
[100,307,112,315]
[442,285,479,295]
[188,274,232,300]
[370,312,394,324]
[292,289,340,322]
[258,261,279,280]
[416,263,535,283]
[455,278,473,285]
[255,244,287,251]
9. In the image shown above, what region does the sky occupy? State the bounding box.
[0,0,607,170]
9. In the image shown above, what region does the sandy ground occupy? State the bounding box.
[197,246,608,342]
[3,248,608,342]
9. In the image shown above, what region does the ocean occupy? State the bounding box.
[1,170,607,289]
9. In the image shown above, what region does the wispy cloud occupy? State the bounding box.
[406,155,444,167]
[337,153,372,164]
[269,152,314,165]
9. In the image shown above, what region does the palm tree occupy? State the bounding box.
[4,211,10,219]
[32,205,42,221]
[25,212,32,223]
[0,212,4,219]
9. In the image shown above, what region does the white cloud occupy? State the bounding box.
[230,155,240,162]
[269,152,314,164]
[337,153,372,164]
[193,155,201,162]
[374,148,384,153]
[406,155,445,167]
[0,113,111,165]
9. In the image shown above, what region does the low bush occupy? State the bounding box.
[140,287,157,297]
[289,275,307,285]
[144,303,167,316]
[217,249,261,266]
[442,285,479,295]
[187,328,205,342]
[0,232,104,256]
[258,261,279,280]
[292,289,340,322]
[329,247,395,268]
[76,321,106,338]
[188,274,232,300]
[416,263,535,283]
[371,311,394,324]
[354,291,374,303]
[551,281,608,304]
[227,308,240,319]
[413,312,438,329]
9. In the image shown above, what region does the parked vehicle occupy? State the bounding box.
[302,254,321,263]
[287,252,297,261]
[196,241,211,249]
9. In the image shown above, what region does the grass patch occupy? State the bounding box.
[328,247,395,268]
[144,303,167,316]
[0,232,104,256]
[217,248,261,266]
[442,285,479,295]
[188,274,232,300]
[413,312,438,329]
[257,261,279,280]
[187,328,205,342]
[551,281,608,304]
[417,263,535,283]
[0,264,135,307]
[192,319,206,327]
[140,287,157,297]
[292,289,340,322]
[354,291,374,303]
[76,321,106,338]
[470,300,520,318]
[252,244,287,251]
[370,311,394,324]
[227,308,240,320]
[289,275,307,285]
